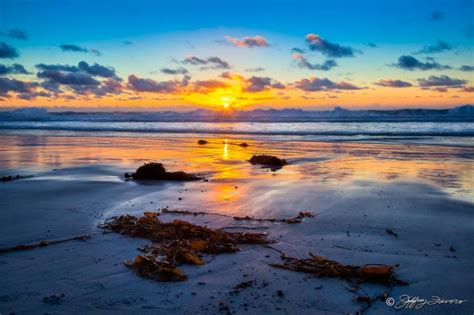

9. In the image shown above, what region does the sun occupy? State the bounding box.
[221,96,231,109]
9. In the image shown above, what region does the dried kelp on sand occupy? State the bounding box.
[99,213,272,281]
[269,251,407,285]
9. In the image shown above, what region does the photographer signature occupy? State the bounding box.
[385,295,468,309]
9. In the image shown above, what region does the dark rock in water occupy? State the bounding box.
[43,294,65,304]
[239,142,249,147]
[128,162,201,181]
[385,228,398,237]
[0,174,34,182]
[249,154,287,166]
[197,139,208,145]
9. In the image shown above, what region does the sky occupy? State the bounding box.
[0,0,473,111]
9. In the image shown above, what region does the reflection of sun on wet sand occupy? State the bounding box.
[0,133,473,314]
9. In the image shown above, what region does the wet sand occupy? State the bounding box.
[0,133,473,314]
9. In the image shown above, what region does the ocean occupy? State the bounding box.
[0,120,473,146]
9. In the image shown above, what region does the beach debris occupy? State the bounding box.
[449,246,456,252]
[100,215,270,248]
[269,252,407,285]
[124,254,187,282]
[0,174,34,182]
[385,228,398,238]
[160,208,314,224]
[125,162,202,181]
[277,290,284,297]
[43,294,65,305]
[0,235,91,254]
[353,283,394,315]
[197,139,208,145]
[249,154,287,167]
[99,214,272,281]
[233,280,255,290]
[218,301,231,313]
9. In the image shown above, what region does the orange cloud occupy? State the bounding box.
[224,35,269,48]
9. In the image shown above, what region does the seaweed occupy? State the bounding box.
[269,251,407,285]
[160,208,314,224]
[100,213,272,281]
[0,235,91,254]
[124,254,187,282]
[249,154,287,167]
[126,162,202,181]
[0,174,34,182]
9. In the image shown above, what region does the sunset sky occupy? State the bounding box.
[0,0,473,111]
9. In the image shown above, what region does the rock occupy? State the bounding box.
[43,294,65,305]
[249,155,287,167]
[127,162,201,181]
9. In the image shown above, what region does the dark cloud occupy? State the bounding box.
[78,61,117,78]
[271,82,285,89]
[59,44,101,56]
[37,70,100,86]
[99,79,123,94]
[182,56,207,65]
[394,55,451,70]
[36,63,79,72]
[0,29,28,40]
[367,43,377,48]
[291,47,305,54]
[416,40,452,54]
[294,77,361,92]
[459,65,474,72]
[0,42,19,59]
[293,53,337,71]
[244,76,285,92]
[0,63,30,75]
[36,61,118,78]
[461,86,474,92]
[192,80,228,93]
[428,11,445,21]
[0,77,35,95]
[89,49,102,56]
[68,78,123,96]
[417,75,467,87]
[127,75,182,93]
[161,67,188,75]
[40,80,63,94]
[18,91,51,100]
[224,35,269,48]
[245,67,265,72]
[374,79,412,88]
[181,56,230,69]
[305,34,356,58]
[219,71,234,79]
[59,44,88,53]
